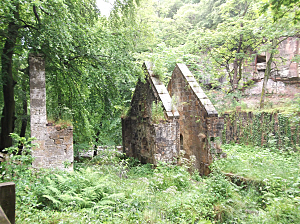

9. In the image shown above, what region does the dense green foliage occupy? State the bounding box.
[262,0,300,22]
[0,0,142,150]
[1,137,300,223]
[134,0,299,94]
[1,0,300,223]
[1,0,299,149]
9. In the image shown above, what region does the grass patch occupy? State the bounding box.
[1,141,300,223]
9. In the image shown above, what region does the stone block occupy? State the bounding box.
[0,206,10,224]
[63,134,73,145]
[0,182,15,224]
[55,139,62,144]
[45,139,54,146]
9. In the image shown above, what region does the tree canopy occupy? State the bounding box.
[1,0,299,151]
[0,0,141,150]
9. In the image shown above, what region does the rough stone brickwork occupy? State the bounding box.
[168,64,224,175]
[43,125,73,170]
[123,62,224,175]
[274,37,299,80]
[29,54,48,166]
[244,37,300,95]
[122,62,180,165]
[29,54,73,170]
[0,182,15,224]
[222,111,300,148]
[244,37,300,82]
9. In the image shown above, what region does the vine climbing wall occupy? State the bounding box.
[222,111,300,149]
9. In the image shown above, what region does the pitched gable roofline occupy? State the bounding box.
[175,63,218,117]
[143,61,180,119]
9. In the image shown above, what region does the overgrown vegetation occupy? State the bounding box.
[1,0,300,222]
[1,135,299,223]
[151,101,166,123]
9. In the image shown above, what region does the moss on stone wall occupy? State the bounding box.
[222,110,300,150]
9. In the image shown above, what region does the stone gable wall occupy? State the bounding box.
[123,63,223,174]
[168,64,223,175]
[122,63,180,165]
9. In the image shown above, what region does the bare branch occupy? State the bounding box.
[33,5,40,23]
[39,6,52,16]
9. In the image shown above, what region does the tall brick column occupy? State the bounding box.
[29,54,48,168]
[29,54,74,170]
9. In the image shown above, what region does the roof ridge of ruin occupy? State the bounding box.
[176,63,218,117]
[144,61,180,119]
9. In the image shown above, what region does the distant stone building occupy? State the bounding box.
[245,37,300,95]
[253,37,299,81]
[122,62,224,175]
[201,37,300,95]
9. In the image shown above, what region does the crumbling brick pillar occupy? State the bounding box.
[29,54,48,168]
[29,54,73,170]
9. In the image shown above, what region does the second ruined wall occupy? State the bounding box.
[168,64,223,175]
[122,78,157,164]
[122,63,180,164]
[222,111,300,148]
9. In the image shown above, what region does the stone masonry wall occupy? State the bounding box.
[122,117,179,164]
[274,37,299,80]
[29,54,48,168]
[154,121,179,162]
[44,125,73,170]
[122,63,180,165]
[29,54,73,170]
[168,64,224,175]
[122,116,157,164]
[223,111,300,148]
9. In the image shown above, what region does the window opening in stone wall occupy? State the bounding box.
[142,137,148,151]
[257,55,266,63]
[180,134,184,151]
[256,55,266,72]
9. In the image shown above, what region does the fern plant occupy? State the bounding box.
[1,133,36,180]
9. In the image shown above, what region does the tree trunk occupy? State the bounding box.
[20,68,29,138]
[0,4,19,151]
[260,40,276,109]
[231,33,244,92]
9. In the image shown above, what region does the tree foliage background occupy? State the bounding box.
[0,0,142,151]
[0,0,299,150]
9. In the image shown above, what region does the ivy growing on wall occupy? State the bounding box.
[222,111,299,150]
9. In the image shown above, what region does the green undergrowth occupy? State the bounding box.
[213,144,300,223]
[1,137,300,223]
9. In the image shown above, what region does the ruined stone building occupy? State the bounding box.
[29,54,73,171]
[122,62,224,175]
[200,37,300,95]
[122,62,180,165]
[244,37,300,95]
[251,37,299,82]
